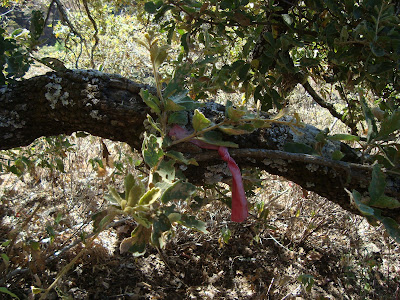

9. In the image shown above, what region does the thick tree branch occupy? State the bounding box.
[1,70,399,223]
[0,70,153,150]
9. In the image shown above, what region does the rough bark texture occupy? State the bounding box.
[1,70,400,222]
[0,70,153,150]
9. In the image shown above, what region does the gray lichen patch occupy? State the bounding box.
[45,82,62,109]
[261,158,288,172]
[0,86,8,94]
[1,110,25,129]
[204,164,230,184]
[262,159,272,165]
[74,69,107,80]
[89,110,103,120]
[306,164,319,172]
[60,92,70,106]
[306,182,315,188]
[290,123,341,157]
[44,74,74,108]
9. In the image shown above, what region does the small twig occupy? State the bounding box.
[47,218,128,262]
[6,197,46,257]
[43,0,55,29]
[156,247,188,288]
[40,213,117,299]
[266,277,275,298]
[82,0,99,69]
[266,232,293,252]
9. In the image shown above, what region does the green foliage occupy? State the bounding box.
[0,27,30,85]
[348,165,400,243]
[0,287,19,299]
[0,135,74,177]
[297,274,315,293]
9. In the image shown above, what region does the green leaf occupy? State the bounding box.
[197,131,239,148]
[144,1,157,14]
[55,158,65,173]
[167,212,181,223]
[282,14,293,25]
[379,110,400,138]
[1,253,9,264]
[221,225,232,244]
[179,215,208,233]
[151,214,171,248]
[226,106,247,121]
[92,210,111,232]
[125,174,136,199]
[153,45,170,69]
[361,97,378,142]
[161,180,196,203]
[283,142,314,155]
[350,190,375,216]
[378,216,400,244]
[167,90,203,110]
[126,176,146,207]
[181,32,190,53]
[368,62,394,74]
[120,225,151,256]
[138,187,161,205]
[156,159,175,182]
[139,89,161,115]
[168,111,188,125]
[192,109,212,131]
[142,134,164,168]
[104,193,119,205]
[29,10,44,41]
[165,150,198,165]
[368,195,400,209]
[370,42,385,57]
[297,274,314,292]
[165,98,186,112]
[369,164,386,201]
[147,114,163,134]
[0,287,20,299]
[331,150,345,161]
[108,186,124,204]
[40,57,67,71]
[299,57,320,67]
[132,213,152,228]
[219,124,255,135]
[328,134,360,142]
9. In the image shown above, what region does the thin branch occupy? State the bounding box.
[43,0,55,28]
[302,80,357,134]
[82,0,99,69]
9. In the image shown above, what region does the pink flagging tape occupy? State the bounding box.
[169,125,248,222]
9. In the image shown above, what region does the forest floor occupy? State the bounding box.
[1,81,400,300]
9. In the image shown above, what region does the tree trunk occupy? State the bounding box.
[1,70,399,222]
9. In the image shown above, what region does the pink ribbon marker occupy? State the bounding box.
[169,125,248,222]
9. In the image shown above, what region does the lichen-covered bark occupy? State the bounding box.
[0,70,153,150]
[1,70,399,222]
[186,149,400,223]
